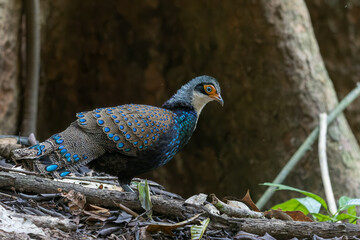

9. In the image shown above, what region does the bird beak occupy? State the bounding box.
[212,94,224,106]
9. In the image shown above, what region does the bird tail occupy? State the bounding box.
[11,122,105,178]
[11,139,72,178]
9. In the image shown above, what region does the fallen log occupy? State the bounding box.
[0,171,359,239]
[0,171,200,218]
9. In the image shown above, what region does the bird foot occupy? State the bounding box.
[121,184,134,193]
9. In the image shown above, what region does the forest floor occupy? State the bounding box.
[0,157,359,239]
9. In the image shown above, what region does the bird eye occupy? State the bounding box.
[203,85,215,94]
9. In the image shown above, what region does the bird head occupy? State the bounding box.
[163,75,223,114]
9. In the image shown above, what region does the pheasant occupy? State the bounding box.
[11,76,223,191]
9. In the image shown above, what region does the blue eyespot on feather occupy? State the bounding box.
[60,171,70,177]
[46,164,58,172]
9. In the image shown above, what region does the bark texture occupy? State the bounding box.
[0,0,21,134]
[306,0,360,140]
[253,0,360,205]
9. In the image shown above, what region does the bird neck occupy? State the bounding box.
[162,82,194,110]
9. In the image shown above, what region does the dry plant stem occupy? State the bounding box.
[257,83,360,210]
[0,165,38,176]
[318,113,337,215]
[113,200,145,221]
[211,194,264,219]
[0,191,17,199]
[65,176,119,185]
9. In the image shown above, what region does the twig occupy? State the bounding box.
[0,165,38,176]
[113,200,145,221]
[257,83,360,209]
[65,176,119,185]
[318,113,337,215]
[0,191,17,199]
[84,176,118,181]
[21,0,41,135]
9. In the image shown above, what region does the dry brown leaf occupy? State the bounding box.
[241,190,260,212]
[227,200,250,210]
[61,190,86,215]
[146,213,202,235]
[139,227,153,240]
[84,204,111,222]
[184,193,207,206]
[264,209,293,221]
[285,210,313,222]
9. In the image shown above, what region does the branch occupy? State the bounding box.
[228,218,360,239]
[257,83,360,209]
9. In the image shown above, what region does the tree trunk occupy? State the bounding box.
[0,0,21,134]
[306,0,360,141]
[1,0,356,207]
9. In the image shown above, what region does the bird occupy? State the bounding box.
[11,75,223,192]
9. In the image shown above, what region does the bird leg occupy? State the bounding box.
[121,183,134,193]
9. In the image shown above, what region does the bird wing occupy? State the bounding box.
[76,104,175,157]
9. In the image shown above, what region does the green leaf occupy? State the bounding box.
[335,213,360,224]
[347,205,356,217]
[296,197,322,214]
[271,198,309,215]
[271,197,321,216]
[338,196,351,209]
[191,218,210,240]
[312,213,336,222]
[263,183,328,211]
[337,197,360,213]
[138,179,153,220]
